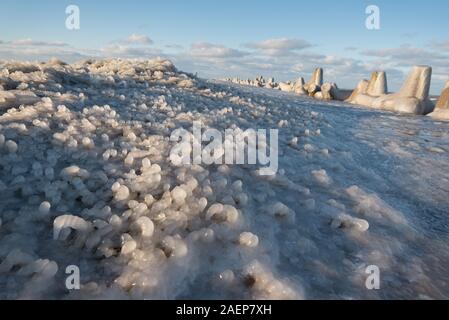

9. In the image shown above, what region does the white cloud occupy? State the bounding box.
[0,47,90,62]
[0,38,88,62]
[187,42,248,59]
[244,38,312,56]
[431,40,449,51]
[359,44,449,92]
[98,34,158,59]
[101,45,161,58]
[361,45,445,60]
[121,34,153,45]
[361,45,449,71]
[165,44,183,50]
[9,39,68,47]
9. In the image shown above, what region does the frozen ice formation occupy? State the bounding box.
[319,82,348,101]
[205,203,240,224]
[223,65,441,118]
[131,216,154,238]
[2,58,309,299]
[311,169,332,186]
[224,68,353,102]
[0,249,35,273]
[238,232,259,247]
[4,139,18,153]
[348,67,434,115]
[302,68,325,99]
[53,215,93,241]
[367,71,388,96]
[0,57,449,300]
[372,66,434,115]
[429,81,449,120]
[304,68,323,92]
[0,90,40,110]
[224,68,328,99]
[242,260,302,299]
[437,81,449,108]
[224,75,272,88]
[346,79,369,103]
[278,82,293,92]
[330,213,370,232]
[38,201,51,216]
[293,77,307,95]
[346,71,388,106]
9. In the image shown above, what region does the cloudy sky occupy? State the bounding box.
[1,0,449,93]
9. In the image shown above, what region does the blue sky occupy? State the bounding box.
[1,0,449,93]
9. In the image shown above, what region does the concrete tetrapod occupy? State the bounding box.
[371,66,434,115]
[346,71,387,107]
[304,68,323,92]
[428,81,449,120]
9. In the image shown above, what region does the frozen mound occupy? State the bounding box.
[346,71,388,106]
[0,58,307,300]
[429,81,449,120]
[1,58,449,300]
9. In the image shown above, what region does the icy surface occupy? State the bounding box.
[1,59,449,299]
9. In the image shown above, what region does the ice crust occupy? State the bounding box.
[0,59,449,299]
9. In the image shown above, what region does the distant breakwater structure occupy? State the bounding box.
[223,66,449,119]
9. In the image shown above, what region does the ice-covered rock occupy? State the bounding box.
[242,260,302,299]
[278,82,293,92]
[38,201,51,216]
[330,213,370,232]
[0,249,34,273]
[304,68,323,92]
[53,214,93,241]
[238,232,259,247]
[293,77,307,95]
[346,79,369,103]
[4,140,18,153]
[311,169,332,186]
[320,82,348,101]
[114,184,130,201]
[347,67,434,114]
[267,202,295,223]
[131,216,154,238]
[205,203,240,225]
[375,67,433,114]
[346,71,388,106]
[0,90,40,109]
[160,235,188,258]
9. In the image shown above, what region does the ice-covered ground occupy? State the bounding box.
[1,59,449,300]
